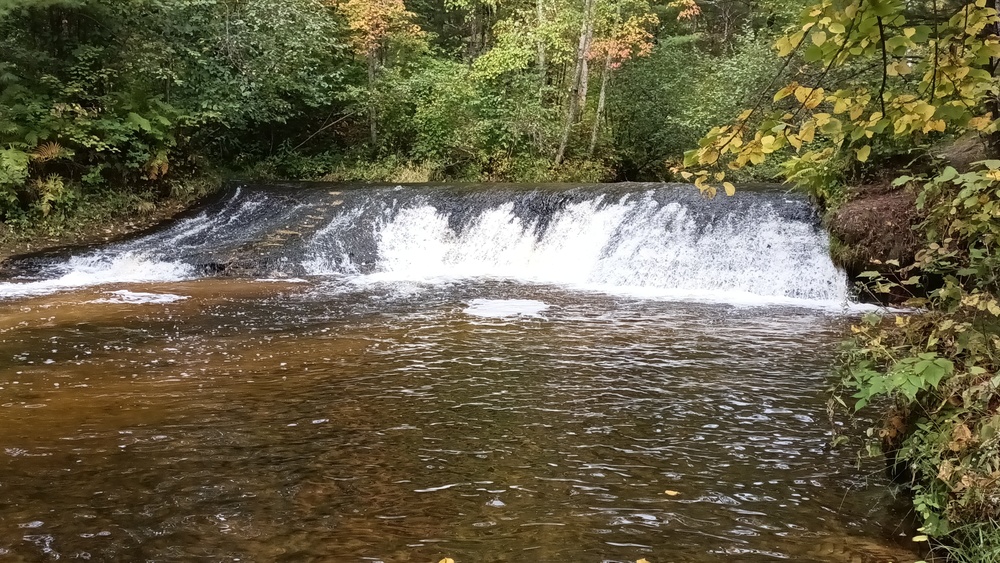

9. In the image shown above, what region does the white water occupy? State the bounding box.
[88,290,190,304]
[464,299,550,318]
[1,187,856,308]
[308,194,849,306]
[0,253,193,299]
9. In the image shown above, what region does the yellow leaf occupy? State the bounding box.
[773,84,795,102]
[698,148,720,165]
[856,145,871,162]
[637,559,651,563]
[812,31,827,46]
[439,559,455,563]
[799,121,816,143]
[723,182,736,196]
[969,113,993,131]
[922,119,946,134]
[798,87,824,109]
[714,172,725,181]
[849,104,864,121]
[663,490,681,496]
[775,36,794,57]
[680,171,693,180]
[912,535,929,542]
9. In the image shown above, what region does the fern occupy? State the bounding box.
[31,142,64,163]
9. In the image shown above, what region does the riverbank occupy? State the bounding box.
[0,182,214,264]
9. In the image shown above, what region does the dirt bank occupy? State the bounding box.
[826,183,923,280]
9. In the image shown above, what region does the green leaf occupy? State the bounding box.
[128,112,152,132]
[804,44,825,63]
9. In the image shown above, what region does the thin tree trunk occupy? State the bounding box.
[537,0,547,101]
[577,3,595,114]
[589,54,612,157]
[555,0,595,165]
[367,51,378,147]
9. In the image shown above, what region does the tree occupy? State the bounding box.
[555,0,596,165]
[586,10,657,155]
[681,0,1000,549]
[330,0,424,146]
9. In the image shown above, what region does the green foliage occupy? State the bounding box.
[0,0,352,224]
[675,0,1000,552]
[611,33,782,178]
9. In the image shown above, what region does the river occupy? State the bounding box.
[0,184,919,562]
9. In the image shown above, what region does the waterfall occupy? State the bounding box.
[0,183,849,305]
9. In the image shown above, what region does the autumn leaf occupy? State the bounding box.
[856,145,871,162]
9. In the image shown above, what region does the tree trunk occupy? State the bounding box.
[577,4,595,114]
[589,54,612,157]
[367,51,378,147]
[555,0,595,165]
[989,0,1000,156]
[537,0,547,101]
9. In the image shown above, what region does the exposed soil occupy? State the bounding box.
[826,182,923,279]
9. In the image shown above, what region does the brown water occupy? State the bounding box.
[0,278,919,562]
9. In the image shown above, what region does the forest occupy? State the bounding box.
[2,0,1000,560]
[0,0,795,229]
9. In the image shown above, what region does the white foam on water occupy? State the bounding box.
[464,299,550,318]
[0,252,193,299]
[2,187,862,310]
[88,290,189,304]
[330,193,852,309]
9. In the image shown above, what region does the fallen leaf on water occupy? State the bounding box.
[663,490,680,496]
[439,558,455,563]
[637,558,650,563]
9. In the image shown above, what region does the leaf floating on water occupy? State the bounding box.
[637,559,651,563]
[439,558,456,563]
[663,490,680,496]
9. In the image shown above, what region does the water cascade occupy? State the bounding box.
[0,183,848,304]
